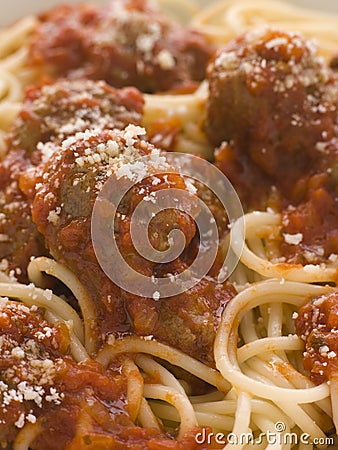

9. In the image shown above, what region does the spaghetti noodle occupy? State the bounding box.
[0,0,337,449]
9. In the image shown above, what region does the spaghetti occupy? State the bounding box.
[191,0,338,59]
[0,0,337,449]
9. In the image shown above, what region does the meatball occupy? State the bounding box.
[22,125,235,361]
[0,79,144,280]
[8,79,144,159]
[0,298,70,445]
[29,0,213,93]
[206,29,338,205]
[0,297,199,450]
[22,127,196,335]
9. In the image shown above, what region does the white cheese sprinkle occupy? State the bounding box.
[283,233,303,245]
[152,291,160,301]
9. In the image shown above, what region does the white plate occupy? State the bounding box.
[1,0,338,27]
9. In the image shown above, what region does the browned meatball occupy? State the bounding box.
[206,29,338,205]
[22,127,196,335]
[0,298,70,445]
[22,126,234,361]
[0,298,195,450]
[30,0,213,93]
[8,79,144,159]
[0,79,144,280]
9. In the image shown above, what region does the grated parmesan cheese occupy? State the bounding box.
[14,413,25,429]
[265,37,288,49]
[152,291,160,300]
[283,233,303,245]
[156,49,175,70]
[47,207,61,225]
